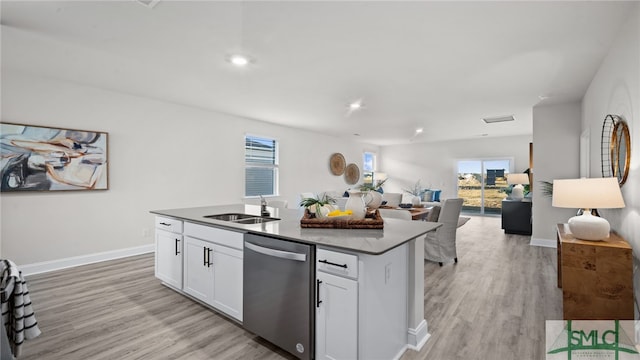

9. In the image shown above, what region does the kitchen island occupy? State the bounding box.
[151,204,441,360]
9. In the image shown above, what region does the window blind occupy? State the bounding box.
[245,135,278,196]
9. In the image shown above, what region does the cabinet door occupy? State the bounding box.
[211,244,243,321]
[155,229,182,289]
[316,271,358,360]
[183,236,214,304]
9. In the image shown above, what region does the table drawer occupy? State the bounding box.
[155,216,183,233]
[317,248,358,279]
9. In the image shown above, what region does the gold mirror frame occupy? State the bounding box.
[610,119,631,186]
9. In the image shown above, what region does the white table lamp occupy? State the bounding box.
[507,173,530,200]
[552,177,625,241]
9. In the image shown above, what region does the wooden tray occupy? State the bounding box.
[300,209,384,229]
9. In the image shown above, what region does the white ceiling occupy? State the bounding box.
[1,1,634,145]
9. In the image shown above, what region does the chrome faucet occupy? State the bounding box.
[260,196,271,217]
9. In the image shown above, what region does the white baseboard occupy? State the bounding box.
[21,244,155,277]
[407,319,430,351]
[530,238,556,248]
[392,345,409,360]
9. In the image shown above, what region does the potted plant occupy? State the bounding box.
[299,194,337,218]
[539,180,553,197]
[358,178,387,193]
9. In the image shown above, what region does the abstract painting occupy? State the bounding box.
[0,123,108,191]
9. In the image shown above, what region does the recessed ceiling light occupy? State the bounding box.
[415,128,424,134]
[353,133,361,136]
[228,54,250,67]
[482,115,515,124]
[348,100,363,110]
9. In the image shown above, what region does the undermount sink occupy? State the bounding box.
[203,213,256,221]
[203,213,280,224]
[234,217,280,224]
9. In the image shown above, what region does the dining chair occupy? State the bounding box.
[423,198,463,266]
[268,200,288,209]
[378,208,412,221]
[381,193,402,207]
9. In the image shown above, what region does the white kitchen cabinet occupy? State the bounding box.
[316,271,358,360]
[183,222,244,321]
[316,245,408,360]
[154,216,183,289]
[183,236,214,303]
[210,243,243,320]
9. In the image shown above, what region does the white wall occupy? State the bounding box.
[379,135,532,201]
[1,55,377,265]
[581,4,640,309]
[530,103,582,243]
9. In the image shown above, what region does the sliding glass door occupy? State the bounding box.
[457,159,511,214]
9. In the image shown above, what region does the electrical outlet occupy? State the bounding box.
[142,228,151,238]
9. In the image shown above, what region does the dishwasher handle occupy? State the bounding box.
[245,241,307,262]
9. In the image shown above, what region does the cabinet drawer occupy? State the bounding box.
[184,222,244,250]
[317,248,358,279]
[155,216,183,233]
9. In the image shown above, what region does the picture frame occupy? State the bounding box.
[0,122,109,192]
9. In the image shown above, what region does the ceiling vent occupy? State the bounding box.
[135,0,160,9]
[482,115,515,124]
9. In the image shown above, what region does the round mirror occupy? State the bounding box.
[610,120,630,186]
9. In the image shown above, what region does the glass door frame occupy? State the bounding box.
[455,157,514,215]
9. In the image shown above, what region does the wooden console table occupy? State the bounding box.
[556,224,633,320]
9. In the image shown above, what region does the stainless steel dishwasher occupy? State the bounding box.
[243,233,315,360]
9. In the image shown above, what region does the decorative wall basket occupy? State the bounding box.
[344,163,360,185]
[329,153,346,175]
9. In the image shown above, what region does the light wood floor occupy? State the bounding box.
[20,215,560,360]
[401,215,561,359]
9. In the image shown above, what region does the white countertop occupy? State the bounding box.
[151,204,441,255]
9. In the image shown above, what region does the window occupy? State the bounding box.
[457,159,512,214]
[363,152,376,172]
[362,152,376,186]
[245,135,278,197]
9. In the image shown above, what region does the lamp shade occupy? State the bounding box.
[552,177,625,209]
[507,173,529,185]
[552,177,625,240]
